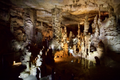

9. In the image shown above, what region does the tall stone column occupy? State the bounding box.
[63,26,67,43]
[77,23,81,48]
[69,31,73,47]
[77,23,81,38]
[51,5,62,40]
[98,4,101,18]
[63,26,68,56]
[23,8,36,43]
[84,15,89,35]
[92,15,98,34]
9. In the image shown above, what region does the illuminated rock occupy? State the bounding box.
[36,55,42,67]
[19,72,29,79]
[68,47,74,56]
[91,15,100,48]
[84,33,91,57]
[84,15,89,35]
[54,50,64,58]
[81,41,85,57]
[77,23,81,49]
[30,64,37,76]
[92,15,97,34]
[69,31,73,47]
[99,15,120,53]
[73,44,76,54]
[51,5,62,39]
[63,43,68,56]
[63,26,67,43]
[23,8,36,42]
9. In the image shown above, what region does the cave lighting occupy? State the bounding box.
[13,61,21,66]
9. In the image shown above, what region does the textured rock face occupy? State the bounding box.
[51,6,62,39]
[1,0,120,70]
[99,16,120,53]
[9,8,40,79]
[23,8,36,42]
[84,15,89,35]
[36,22,52,41]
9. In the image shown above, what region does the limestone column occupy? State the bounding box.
[77,23,81,48]
[61,28,64,48]
[51,5,62,40]
[23,8,36,43]
[84,15,89,35]
[69,31,73,40]
[69,31,73,47]
[98,4,101,18]
[92,15,97,34]
[63,26,68,56]
[64,26,67,43]
[98,4,102,28]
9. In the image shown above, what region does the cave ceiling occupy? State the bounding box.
[2,0,120,26]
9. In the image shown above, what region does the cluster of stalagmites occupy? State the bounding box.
[10,4,120,79]
[55,8,120,66]
[10,8,43,80]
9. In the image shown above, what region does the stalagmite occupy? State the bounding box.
[2,0,120,80]
[69,31,73,47]
[84,15,89,35]
[51,5,62,39]
[36,55,42,67]
[92,15,97,34]
[73,44,76,54]
[63,26,67,43]
[81,40,85,57]
[91,15,100,48]
[69,31,73,41]
[84,33,91,57]
[63,42,68,56]
[77,23,81,48]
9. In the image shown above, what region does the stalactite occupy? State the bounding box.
[51,5,62,40]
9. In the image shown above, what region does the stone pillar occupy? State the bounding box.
[69,31,73,47]
[78,23,80,38]
[98,4,101,18]
[84,33,91,57]
[92,15,98,34]
[63,43,68,56]
[23,8,36,43]
[95,22,100,38]
[73,44,76,54]
[81,37,85,57]
[25,62,30,71]
[77,23,81,48]
[98,5,102,28]
[84,15,89,35]
[63,26,67,43]
[51,5,62,40]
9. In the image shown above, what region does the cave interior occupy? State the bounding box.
[0,0,120,80]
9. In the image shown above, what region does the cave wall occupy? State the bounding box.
[99,15,120,62]
[0,1,11,54]
[23,8,37,43]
